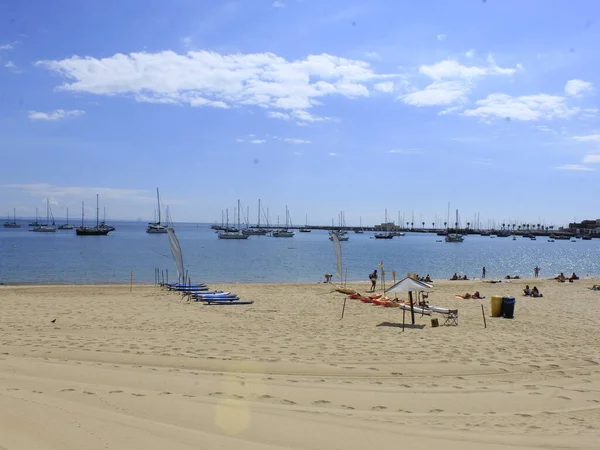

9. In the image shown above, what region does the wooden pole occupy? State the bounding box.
[166,269,169,286]
[481,304,487,328]
[409,291,415,325]
[161,270,164,286]
[130,272,133,293]
[402,307,406,332]
[339,298,347,320]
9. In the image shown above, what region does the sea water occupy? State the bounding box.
[1,222,599,284]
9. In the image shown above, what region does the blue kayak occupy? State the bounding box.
[204,300,254,305]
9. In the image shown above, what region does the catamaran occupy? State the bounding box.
[76,195,112,236]
[3,208,20,228]
[30,199,56,232]
[146,188,169,234]
[219,200,249,239]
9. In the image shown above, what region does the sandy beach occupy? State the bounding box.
[1,277,600,449]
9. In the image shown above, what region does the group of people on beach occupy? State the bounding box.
[523,285,543,297]
[450,273,469,280]
[555,272,579,283]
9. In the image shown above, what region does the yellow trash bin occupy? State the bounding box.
[490,296,503,317]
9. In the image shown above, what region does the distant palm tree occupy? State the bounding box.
[432,222,435,229]
[467,222,470,230]
[512,224,516,231]
[422,221,425,229]
[411,222,414,229]
[406,221,409,229]
[502,223,506,230]
[518,225,521,231]
[444,221,447,229]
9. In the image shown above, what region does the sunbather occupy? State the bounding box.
[569,272,579,281]
[531,286,542,297]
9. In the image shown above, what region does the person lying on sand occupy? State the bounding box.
[459,291,482,299]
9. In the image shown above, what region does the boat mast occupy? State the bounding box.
[257,199,261,228]
[237,199,241,231]
[156,188,162,226]
[81,201,84,227]
[96,194,100,227]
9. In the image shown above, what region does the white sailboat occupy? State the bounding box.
[146,188,169,234]
[31,199,56,232]
[58,207,74,230]
[273,206,295,237]
[445,210,464,242]
[3,208,20,228]
[219,200,249,239]
[242,199,269,235]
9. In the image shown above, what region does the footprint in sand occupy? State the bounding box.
[341,405,355,410]
[182,394,195,398]
[515,413,532,417]
[159,391,172,395]
[131,393,145,397]
[32,390,43,394]
[83,391,95,395]
[60,388,76,392]
[109,390,123,394]
[281,399,296,405]
[313,400,331,405]
[429,409,444,413]
[372,405,387,410]
[259,395,273,399]
[368,367,379,371]
[556,396,571,400]
[208,392,225,397]
[6,387,20,391]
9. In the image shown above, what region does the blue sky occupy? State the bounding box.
[1,0,599,227]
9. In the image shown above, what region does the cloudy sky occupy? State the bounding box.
[0,0,598,226]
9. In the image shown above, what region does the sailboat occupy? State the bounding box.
[299,214,311,232]
[76,195,111,236]
[31,199,56,232]
[146,188,169,234]
[445,209,464,242]
[242,199,269,235]
[272,206,295,237]
[354,217,364,234]
[3,208,21,228]
[219,200,249,239]
[98,207,116,232]
[57,207,74,230]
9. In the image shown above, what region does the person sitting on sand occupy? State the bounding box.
[472,291,481,299]
[555,273,566,282]
[531,286,542,297]
[425,274,432,283]
[569,272,579,281]
[523,285,531,296]
[462,275,468,280]
[451,273,458,280]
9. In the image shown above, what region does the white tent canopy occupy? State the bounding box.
[385,277,432,293]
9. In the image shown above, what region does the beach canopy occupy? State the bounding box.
[385,277,432,294]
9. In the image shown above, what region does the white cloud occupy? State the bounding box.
[28,109,85,121]
[37,50,397,123]
[283,138,311,144]
[1,183,157,203]
[272,1,285,7]
[387,149,423,154]
[402,81,469,107]
[555,164,595,171]
[268,111,291,120]
[583,155,600,163]
[4,60,19,73]
[363,51,381,61]
[249,139,266,144]
[419,59,516,81]
[565,79,593,97]
[328,152,338,156]
[463,93,578,121]
[292,151,302,156]
[181,36,192,48]
[572,134,600,142]
[374,81,394,93]
[0,42,15,51]
[235,138,245,142]
[402,58,518,109]
[437,34,447,41]
[465,49,476,59]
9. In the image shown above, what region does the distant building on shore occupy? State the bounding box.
[568,219,600,235]
[374,222,400,231]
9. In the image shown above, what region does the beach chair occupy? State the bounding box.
[442,309,459,326]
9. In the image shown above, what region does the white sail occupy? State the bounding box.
[167,228,185,282]
[330,231,343,281]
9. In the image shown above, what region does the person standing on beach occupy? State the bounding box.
[534,266,540,278]
[482,266,486,279]
[369,270,378,292]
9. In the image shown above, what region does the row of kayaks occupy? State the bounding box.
[346,292,454,316]
[164,282,254,305]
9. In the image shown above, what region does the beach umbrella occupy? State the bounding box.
[386,277,433,325]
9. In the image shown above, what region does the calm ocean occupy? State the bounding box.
[1,221,599,284]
